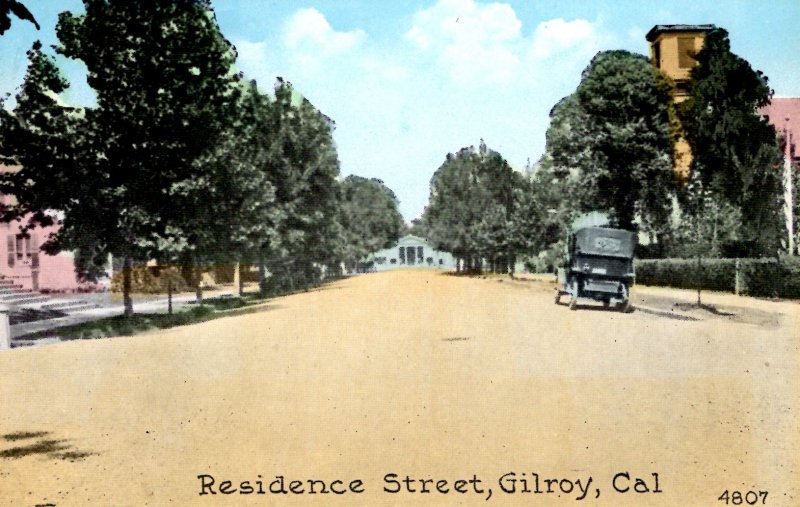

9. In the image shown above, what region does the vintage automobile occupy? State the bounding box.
[554,222,636,311]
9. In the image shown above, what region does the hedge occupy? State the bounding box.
[635,257,800,299]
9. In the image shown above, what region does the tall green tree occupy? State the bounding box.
[261,80,343,291]
[543,51,675,235]
[2,1,241,315]
[339,175,404,271]
[170,80,281,302]
[679,28,784,256]
[423,141,523,273]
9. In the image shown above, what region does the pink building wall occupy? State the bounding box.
[0,209,84,292]
[0,167,86,292]
[759,97,800,162]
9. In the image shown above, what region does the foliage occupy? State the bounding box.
[260,80,343,289]
[422,141,524,273]
[1,1,250,314]
[339,175,404,269]
[0,0,38,34]
[636,256,800,298]
[679,28,784,256]
[542,51,675,233]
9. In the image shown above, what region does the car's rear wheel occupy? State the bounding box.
[569,279,578,311]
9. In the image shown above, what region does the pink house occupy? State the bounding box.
[0,167,86,292]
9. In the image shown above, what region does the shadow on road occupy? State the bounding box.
[1,431,98,462]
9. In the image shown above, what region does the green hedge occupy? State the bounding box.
[635,257,800,299]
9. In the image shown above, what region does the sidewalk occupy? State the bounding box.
[11,286,240,342]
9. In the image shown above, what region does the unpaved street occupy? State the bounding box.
[1,270,798,506]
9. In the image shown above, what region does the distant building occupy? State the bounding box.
[759,97,800,254]
[647,24,715,184]
[364,235,455,272]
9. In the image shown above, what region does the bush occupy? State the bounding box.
[111,266,189,294]
[635,257,800,299]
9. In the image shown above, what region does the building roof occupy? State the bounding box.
[646,24,716,42]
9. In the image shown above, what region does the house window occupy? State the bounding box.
[398,247,405,264]
[390,258,397,264]
[7,234,38,268]
[417,246,423,261]
[678,37,696,68]
[6,235,13,268]
[653,41,661,68]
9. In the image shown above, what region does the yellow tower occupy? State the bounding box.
[646,24,715,184]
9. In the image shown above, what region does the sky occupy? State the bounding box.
[1,0,799,222]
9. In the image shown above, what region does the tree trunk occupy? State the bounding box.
[195,268,203,305]
[238,264,245,297]
[258,255,267,297]
[696,253,702,306]
[122,256,134,317]
[167,278,173,315]
[233,262,241,296]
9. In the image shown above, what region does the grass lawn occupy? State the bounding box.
[49,294,270,340]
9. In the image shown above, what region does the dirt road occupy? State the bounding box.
[1,270,797,506]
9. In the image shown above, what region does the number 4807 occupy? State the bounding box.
[718,490,768,505]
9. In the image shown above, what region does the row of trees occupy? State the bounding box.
[422,29,787,274]
[536,29,785,262]
[420,141,555,274]
[0,0,404,314]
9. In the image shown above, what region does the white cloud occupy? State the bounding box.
[283,8,366,56]
[233,39,272,84]
[405,0,523,84]
[531,18,596,58]
[405,1,603,85]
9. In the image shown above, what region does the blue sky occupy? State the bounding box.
[2,0,799,221]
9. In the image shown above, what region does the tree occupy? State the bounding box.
[169,80,281,301]
[260,80,343,292]
[2,1,242,316]
[679,28,784,256]
[339,175,404,271]
[0,0,39,34]
[543,51,675,235]
[422,142,523,273]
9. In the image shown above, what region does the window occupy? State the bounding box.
[678,37,696,68]
[439,259,444,265]
[390,258,397,264]
[426,257,434,265]
[375,257,386,265]
[398,247,405,264]
[7,233,38,268]
[417,246,423,261]
[6,235,13,268]
[653,41,661,68]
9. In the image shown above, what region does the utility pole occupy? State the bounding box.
[784,120,795,255]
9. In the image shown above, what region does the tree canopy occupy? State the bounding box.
[339,175,404,270]
[542,50,675,234]
[0,1,368,313]
[678,28,784,256]
[422,141,526,273]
